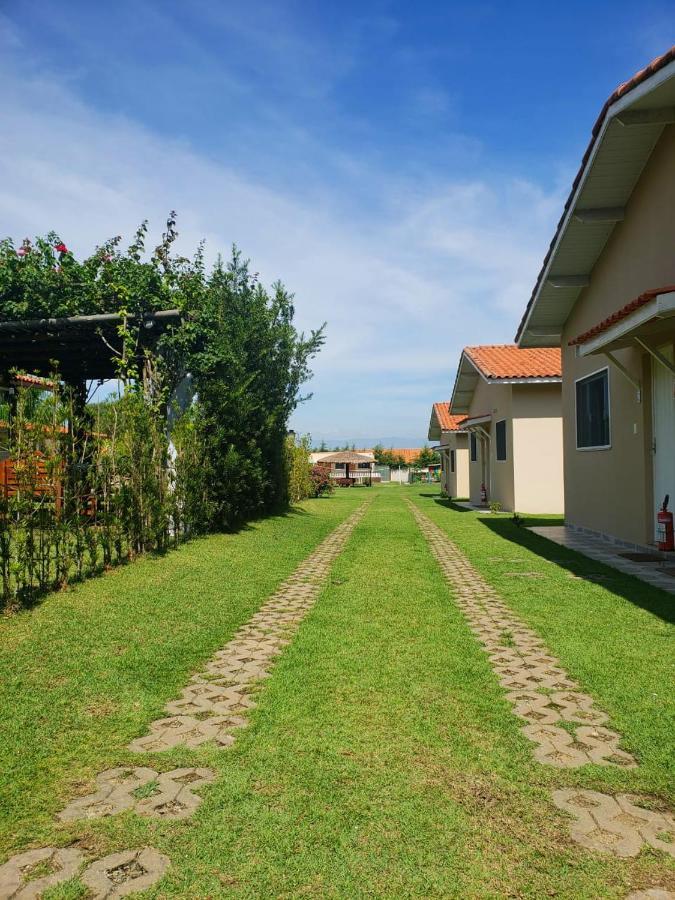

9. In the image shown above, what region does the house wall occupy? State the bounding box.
[511,384,564,514]
[466,378,514,509]
[443,432,469,498]
[561,125,675,545]
[437,438,451,496]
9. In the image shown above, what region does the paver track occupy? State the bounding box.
[0,499,371,898]
[408,500,675,872]
[128,499,371,752]
[408,500,635,769]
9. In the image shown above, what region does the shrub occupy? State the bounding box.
[310,465,334,498]
[285,434,313,504]
[0,216,327,607]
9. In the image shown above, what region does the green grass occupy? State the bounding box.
[0,490,364,853]
[1,485,673,897]
[410,486,675,801]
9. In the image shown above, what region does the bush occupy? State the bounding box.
[310,465,334,498]
[0,216,327,607]
[285,434,313,504]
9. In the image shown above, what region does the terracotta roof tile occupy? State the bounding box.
[464,345,562,379]
[13,373,56,388]
[389,448,425,464]
[515,46,675,343]
[569,285,675,345]
[432,402,467,431]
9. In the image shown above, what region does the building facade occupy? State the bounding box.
[450,346,564,513]
[516,48,675,547]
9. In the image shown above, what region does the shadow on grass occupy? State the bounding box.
[5,503,325,615]
[428,498,474,512]
[481,517,675,625]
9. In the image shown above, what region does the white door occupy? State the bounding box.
[652,343,675,538]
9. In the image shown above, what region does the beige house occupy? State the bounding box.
[516,47,675,548]
[427,402,469,498]
[450,345,564,513]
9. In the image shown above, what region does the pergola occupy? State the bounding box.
[0,310,181,386]
[319,450,374,485]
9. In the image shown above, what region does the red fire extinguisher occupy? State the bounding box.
[657,494,674,552]
[480,482,488,505]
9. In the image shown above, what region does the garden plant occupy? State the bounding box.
[0,215,325,609]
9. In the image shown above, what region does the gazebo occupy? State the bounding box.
[317,451,374,486]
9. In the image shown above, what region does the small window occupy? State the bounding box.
[450,449,455,472]
[334,462,346,470]
[357,462,370,469]
[470,433,477,462]
[495,419,507,461]
[576,369,610,449]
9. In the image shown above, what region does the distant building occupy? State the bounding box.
[427,402,469,498]
[450,345,564,513]
[311,450,377,484]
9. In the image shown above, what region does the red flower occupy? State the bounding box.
[54,242,68,253]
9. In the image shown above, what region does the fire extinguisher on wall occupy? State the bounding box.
[657,495,674,552]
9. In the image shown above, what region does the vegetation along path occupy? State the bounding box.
[0,486,673,897]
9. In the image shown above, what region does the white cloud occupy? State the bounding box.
[0,54,565,444]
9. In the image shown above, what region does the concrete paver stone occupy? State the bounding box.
[81,847,170,898]
[552,790,675,858]
[0,847,83,899]
[58,767,215,821]
[626,890,675,899]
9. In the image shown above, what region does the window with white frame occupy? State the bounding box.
[495,419,507,461]
[470,433,477,462]
[576,368,610,449]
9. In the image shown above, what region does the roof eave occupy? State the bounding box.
[428,409,441,441]
[575,290,675,355]
[516,54,675,348]
[484,376,562,384]
[449,351,481,415]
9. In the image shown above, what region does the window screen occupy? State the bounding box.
[495,420,507,461]
[470,433,477,461]
[450,450,455,472]
[576,369,610,448]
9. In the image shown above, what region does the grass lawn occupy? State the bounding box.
[1,485,673,897]
[0,489,365,854]
[409,486,675,802]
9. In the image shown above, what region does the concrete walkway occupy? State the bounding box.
[527,525,675,595]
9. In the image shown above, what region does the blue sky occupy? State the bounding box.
[1,1,673,445]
